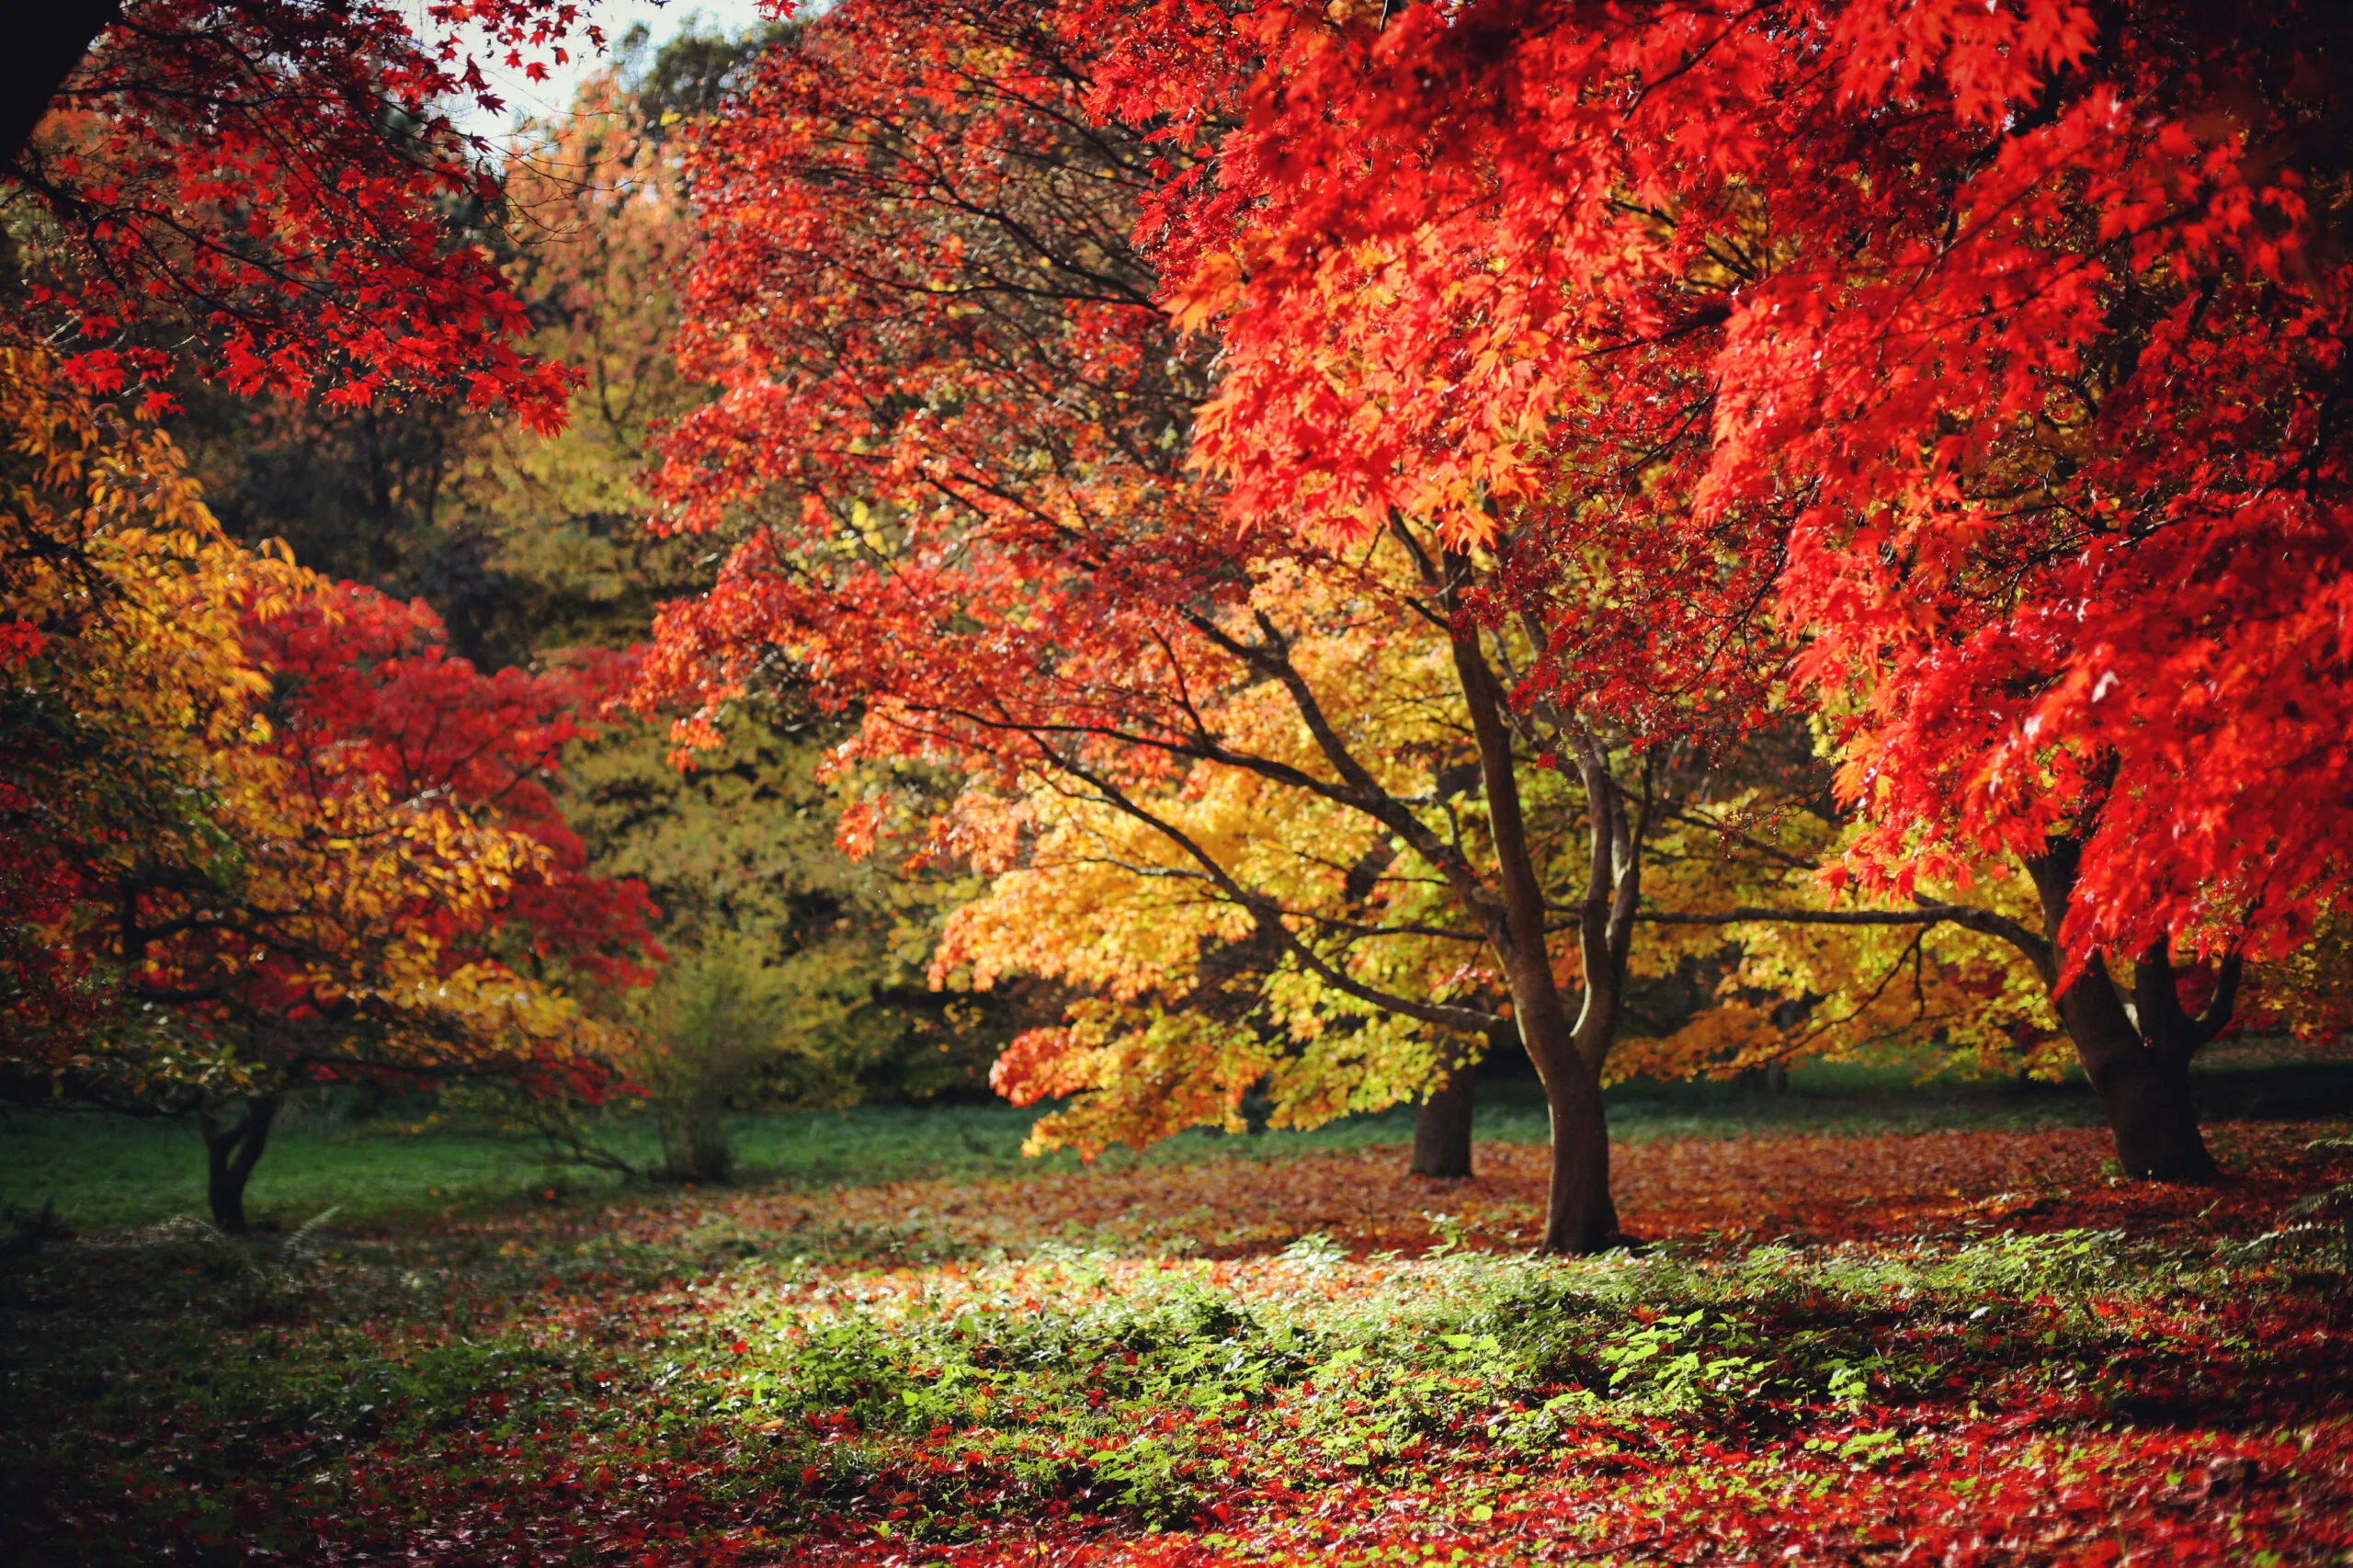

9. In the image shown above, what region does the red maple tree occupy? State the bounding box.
[165,581,659,1228]
[645,0,1829,1253]
[244,583,661,995]
[1093,0,2353,1179]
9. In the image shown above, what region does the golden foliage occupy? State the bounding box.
[1,338,620,1101]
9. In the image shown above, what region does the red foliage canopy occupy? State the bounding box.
[648,0,1779,781]
[1090,0,2353,974]
[7,0,597,426]
[644,0,1252,770]
[646,0,1815,1250]
[245,585,660,1003]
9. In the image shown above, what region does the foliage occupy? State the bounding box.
[647,0,1830,1251]
[1097,0,2353,980]
[641,0,1458,1142]
[156,28,735,671]
[0,336,655,1144]
[138,28,1000,1149]
[1613,741,2074,1086]
[566,704,1001,1112]
[7,0,596,426]
[623,934,869,1182]
[472,35,1006,1118]
[2,337,298,1089]
[928,573,1507,1156]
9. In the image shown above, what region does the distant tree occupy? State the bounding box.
[565,702,1008,1121]
[462,35,1016,1154]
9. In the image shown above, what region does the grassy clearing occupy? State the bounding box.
[7,1050,2350,1234]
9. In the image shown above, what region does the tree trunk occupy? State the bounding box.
[1558,727,1643,1246]
[1533,1035,1617,1251]
[2024,846,2218,1181]
[2047,958,2212,1177]
[1445,595,1620,1255]
[1483,888,1617,1251]
[202,1095,281,1233]
[2109,1067,2211,1176]
[4,0,119,166]
[1410,1062,1476,1178]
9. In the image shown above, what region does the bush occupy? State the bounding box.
[624,934,867,1182]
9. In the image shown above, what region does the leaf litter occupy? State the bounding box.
[5,1119,2351,1565]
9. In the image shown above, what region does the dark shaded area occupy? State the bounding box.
[1558,1053,2353,1145]
[1409,1068,1477,1179]
[2188,1060,2353,1120]
[0,0,119,166]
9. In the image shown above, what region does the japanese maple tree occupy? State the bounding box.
[181,583,657,1226]
[1096,0,2353,1179]
[646,0,1878,1252]
[1,337,658,1228]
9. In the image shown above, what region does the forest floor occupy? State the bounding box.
[6,1073,2353,1564]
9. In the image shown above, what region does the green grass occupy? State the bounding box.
[6,1049,2349,1234]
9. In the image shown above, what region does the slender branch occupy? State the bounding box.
[1039,745,1505,1036]
[1638,903,2005,927]
[2197,950,2245,1050]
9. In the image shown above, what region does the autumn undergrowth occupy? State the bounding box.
[5,1131,2353,1567]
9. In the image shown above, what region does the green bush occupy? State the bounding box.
[625,934,866,1182]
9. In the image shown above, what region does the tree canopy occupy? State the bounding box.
[6,0,599,424]
[633,0,2353,1246]
[0,333,662,1222]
